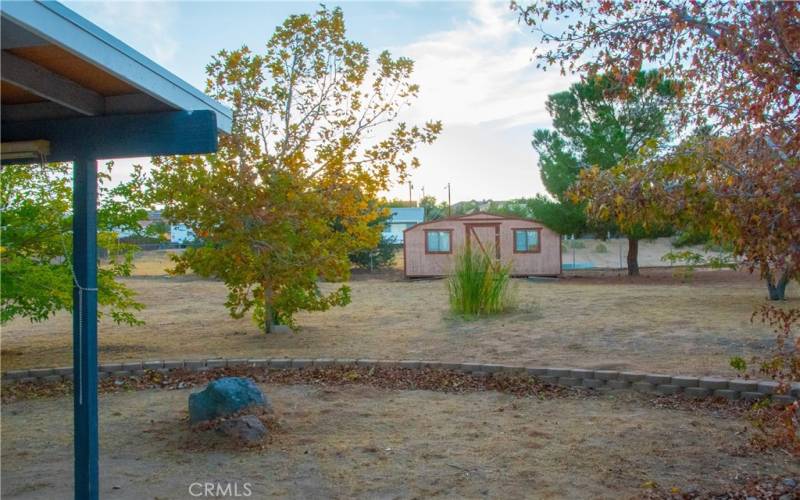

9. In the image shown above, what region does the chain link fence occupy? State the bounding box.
[560,236,731,271]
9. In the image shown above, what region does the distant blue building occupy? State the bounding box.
[383,207,425,244]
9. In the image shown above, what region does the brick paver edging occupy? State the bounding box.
[2,359,798,404]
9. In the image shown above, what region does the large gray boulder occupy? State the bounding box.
[218,415,268,445]
[188,377,269,424]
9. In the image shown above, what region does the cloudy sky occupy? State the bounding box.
[64,0,577,203]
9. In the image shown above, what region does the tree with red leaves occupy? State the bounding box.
[515,0,799,299]
[516,0,800,454]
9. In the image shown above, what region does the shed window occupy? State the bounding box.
[426,230,451,253]
[514,229,541,253]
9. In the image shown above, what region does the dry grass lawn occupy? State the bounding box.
[2,384,797,499]
[2,250,796,376]
[3,249,798,498]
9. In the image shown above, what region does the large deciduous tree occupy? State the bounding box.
[516,0,800,452]
[1,162,146,325]
[516,0,799,295]
[150,7,440,332]
[531,70,680,275]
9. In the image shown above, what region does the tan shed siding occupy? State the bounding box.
[405,220,467,277]
[404,213,561,277]
[503,221,561,275]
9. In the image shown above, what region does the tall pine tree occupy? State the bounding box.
[530,70,679,275]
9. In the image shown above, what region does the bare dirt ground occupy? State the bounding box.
[2,382,797,499]
[3,247,798,498]
[2,248,796,376]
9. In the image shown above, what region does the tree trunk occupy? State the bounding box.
[626,238,639,276]
[264,284,273,334]
[766,270,789,301]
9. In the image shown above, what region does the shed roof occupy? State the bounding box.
[403,211,548,233]
[1,1,232,133]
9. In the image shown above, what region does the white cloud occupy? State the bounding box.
[65,1,180,65]
[64,1,182,188]
[386,0,577,202]
[399,123,548,203]
[398,0,572,128]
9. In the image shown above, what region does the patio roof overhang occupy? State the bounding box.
[1,1,231,132]
[0,2,232,499]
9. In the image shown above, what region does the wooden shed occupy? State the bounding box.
[403,212,561,278]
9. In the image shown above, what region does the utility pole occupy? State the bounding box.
[408,181,413,206]
[445,182,451,216]
[421,186,425,199]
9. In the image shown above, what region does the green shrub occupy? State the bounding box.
[661,250,705,267]
[706,241,734,253]
[660,250,736,282]
[673,231,734,253]
[661,250,705,282]
[672,231,710,247]
[448,247,514,317]
[569,239,585,249]
[349,234,397,271]
[594,242,608,253]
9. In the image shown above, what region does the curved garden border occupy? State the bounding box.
[3,358,798,404]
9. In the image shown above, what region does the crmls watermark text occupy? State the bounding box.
[189,482,253,497]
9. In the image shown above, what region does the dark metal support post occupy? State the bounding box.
[72,156,99,500]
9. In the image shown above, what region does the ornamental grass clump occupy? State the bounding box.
[448,247,514,317]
